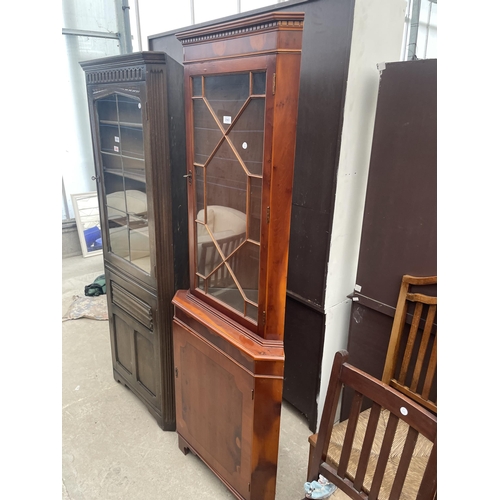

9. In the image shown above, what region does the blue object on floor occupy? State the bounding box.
[84,226,102,251]
[304,475,337,499]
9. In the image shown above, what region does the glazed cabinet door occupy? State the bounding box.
[187,66,271,335]
[91,85,156,288]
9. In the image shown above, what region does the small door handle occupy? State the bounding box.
[183,170,192,185]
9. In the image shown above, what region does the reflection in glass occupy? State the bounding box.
[109,210,129,260]
[129,214,150,272]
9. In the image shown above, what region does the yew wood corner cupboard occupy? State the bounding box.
[80,51,188,431]
[171,12,304,499]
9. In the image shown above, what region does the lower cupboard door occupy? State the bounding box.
[173,322,254,499]
[110,304,161,412]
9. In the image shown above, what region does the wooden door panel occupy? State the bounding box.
[111,303,160,412]
[174,322,254,498]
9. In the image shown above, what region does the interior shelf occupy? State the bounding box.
[104,168,146,183]
[100,119,143,129]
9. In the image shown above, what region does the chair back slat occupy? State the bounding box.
[399,302,423,383]
[416,443,437,500]
[410,304,436,392]
[368,413,398,500]
[388,426,419,500]
[421,338,437,404]
[338,391,363,478]
[353,403,382,491]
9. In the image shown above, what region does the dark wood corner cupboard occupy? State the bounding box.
[80,52,188,431]
[171,12,304,500]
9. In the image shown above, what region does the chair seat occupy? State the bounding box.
[309,408,433,500]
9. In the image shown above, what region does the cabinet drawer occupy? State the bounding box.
[110,280,153,330]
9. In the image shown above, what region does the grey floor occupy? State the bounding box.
[62,254,312,500]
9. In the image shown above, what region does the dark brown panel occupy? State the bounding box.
[283,295,324,431]
[354,59,437,306]
[287,206,331,306]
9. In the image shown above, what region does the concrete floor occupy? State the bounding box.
[62,254,312,500]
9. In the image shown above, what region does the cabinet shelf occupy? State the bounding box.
[101,150,145,162]
[104,167,146,183]
[100,119,143,129]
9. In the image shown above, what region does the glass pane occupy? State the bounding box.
[124,187,148,216]
[194,166,205,218]
[192,76,202,97]
[227,241,259,302]
[246,302,258,323]
[252,72,266,95]
[205,74,249,131]
[99,123,121,155]
[102,151,122,173]
[120,125,144,159]
[97,96,118,121]
[191,72,264,323]
[197,222,222,278]
[207,268,245,315]
[108,210,129,260]
[106,185,126,213]
[96,91,150,274]
[122,156,145,172]
[206,139,247,212]
[193,99,222,165]
[228,98,265,176]
[129,214,150,272]
[197,276,206,292]
[248,177,262,242]
[118,95,142,124]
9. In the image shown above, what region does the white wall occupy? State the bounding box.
[129,0,284,52]
[319,0,407,424]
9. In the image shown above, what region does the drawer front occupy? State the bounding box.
[111,281,153,330]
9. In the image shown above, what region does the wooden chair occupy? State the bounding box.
[382,275,437,413]
[306,350,437,500]
[198,232,245,289]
